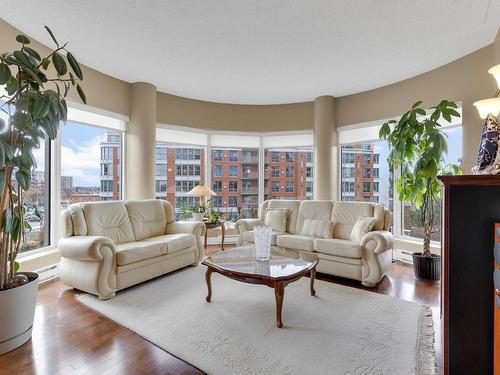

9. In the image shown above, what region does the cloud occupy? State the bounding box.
[61,134,106,186]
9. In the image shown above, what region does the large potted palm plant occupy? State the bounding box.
[0,27,85,354]
[379,100,461,281]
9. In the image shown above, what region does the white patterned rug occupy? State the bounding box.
[76,266,435,375]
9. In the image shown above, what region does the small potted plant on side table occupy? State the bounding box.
[191,203,205,222]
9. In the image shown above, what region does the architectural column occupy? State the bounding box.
[313,95,337,200]
[126,82,157,200]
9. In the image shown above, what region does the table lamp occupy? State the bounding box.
[187,185,217,205]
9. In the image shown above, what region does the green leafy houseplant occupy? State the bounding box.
[379,100,461,259]
[0,27,86,290]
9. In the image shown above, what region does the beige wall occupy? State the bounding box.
[156,92,313,132]
[0,18,131,117]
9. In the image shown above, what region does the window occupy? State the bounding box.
[210,147,259,220]
[213,165,222,177]
[229,165,238,177]
[212,181,222,192]
[340,143,392,218]
[228,196,237,207]
[229,181,238,192]
[373,154,380,164]
[155,144,205,216]
[212,196,222,207]
[61,124,123,208]
[156,147,167,161]
[228,150,238,161]
[403,126,463,241]
[265,148,313,200]
[22,139,50,253]
[156,164,167,176]
[306,167,313,178]
[156,180,167,193]
[213,150,222,161]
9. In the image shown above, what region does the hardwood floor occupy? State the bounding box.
[0,246,441,374]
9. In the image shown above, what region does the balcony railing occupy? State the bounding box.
[241,156,259,163]
[241,172,258,179]
[241,187,258,195]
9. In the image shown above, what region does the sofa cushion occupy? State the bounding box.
[141,233,195,254]
[242,230,284,245]
[81,201,135,244]
[116,241,165,266]
[296,200,333,234]
[300,219,333,239]
[67,204,87,236]
[264,209,288,232]
[276,234,316,252]
[331,202,374,240]
[314,238,363,259]
[126,200,167,241]
[350,216,377,244]
[268,200,300,234]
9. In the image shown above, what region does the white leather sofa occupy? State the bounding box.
[58,199,205,299]
[235,200,393,287]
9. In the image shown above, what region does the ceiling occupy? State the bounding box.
[1,1,500,105]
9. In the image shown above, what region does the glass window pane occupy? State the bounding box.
[155,144,205,219]
[403,127,462,241]
[23,139,50,253]
[211,148,259,221]
[340,142,393,231]
[61,124,122,208]
[264,148,313,200]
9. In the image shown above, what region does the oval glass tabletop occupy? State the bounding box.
[202,245,318,279]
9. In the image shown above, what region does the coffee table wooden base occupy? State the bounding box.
[204,266,317,328]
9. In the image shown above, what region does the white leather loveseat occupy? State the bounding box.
[58,199,205,299]
[235,200,393,287]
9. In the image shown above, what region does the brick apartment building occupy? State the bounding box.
[340,144,380,203]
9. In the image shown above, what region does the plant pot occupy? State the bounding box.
[412,253,440,282]
[192,213,205,222]
[0,272,39,354]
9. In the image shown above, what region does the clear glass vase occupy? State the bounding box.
[254,226,272,261]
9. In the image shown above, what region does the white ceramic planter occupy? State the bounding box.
[192,213,205,222]
[0,272,39,354]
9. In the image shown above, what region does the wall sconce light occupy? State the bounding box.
[488,64,500,90]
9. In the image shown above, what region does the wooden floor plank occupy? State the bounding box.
[0,245,441,374]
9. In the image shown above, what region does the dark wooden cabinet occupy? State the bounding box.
[439,175,500,375]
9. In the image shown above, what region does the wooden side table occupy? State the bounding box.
[204,221,225,250]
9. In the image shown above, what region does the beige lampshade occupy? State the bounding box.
[187,185,216,197]
[488,64,500,89]
[473,98,500,119]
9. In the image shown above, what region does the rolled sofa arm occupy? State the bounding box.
[234,218,264,234]
[58,236,117,300]
[58,235,116,261]
[360,230,394,288]
[360,230,394,254]
[234,218,264,246]
[167,221,206,263]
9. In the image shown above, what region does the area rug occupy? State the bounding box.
[76,266,435,375]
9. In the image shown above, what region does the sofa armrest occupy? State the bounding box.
[167,221,206,237]
[58,236,116,261]
[361,230,393,254]
[234,218,264,234]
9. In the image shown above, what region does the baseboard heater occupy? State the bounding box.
[393,249,413,264]
[35,264,59,285]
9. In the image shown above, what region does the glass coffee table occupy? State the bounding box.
[202,246,319,328]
